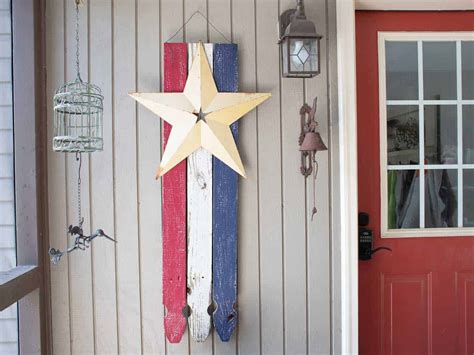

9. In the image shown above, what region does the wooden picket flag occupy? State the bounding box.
[212,43,239,342]
[186,43,214,343]
[162,43,188,344]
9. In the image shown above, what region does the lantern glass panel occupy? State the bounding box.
[289,37,319,74]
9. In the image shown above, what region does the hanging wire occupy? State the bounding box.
[165,10,232,43]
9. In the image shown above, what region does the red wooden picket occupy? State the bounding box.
[162,42,188,343]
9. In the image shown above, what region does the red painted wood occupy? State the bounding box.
[456,272,474,354]
[162,42,188,344]
[356,11,474,355]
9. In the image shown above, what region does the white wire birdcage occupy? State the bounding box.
[53,0,103,153]
[53,77,103,152]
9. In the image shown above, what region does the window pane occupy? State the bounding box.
[0,302,18,355]
[386,41,418,100]
[289,39,304,72]
[0,1,15,273]
[425,169,458,228]
[463,105,474,163]
[424,105,457,164]
[387,105,419,165]
[387,170,420,229]
[462,41,474,100]
[464,170,474,227]
[423,41,457,100]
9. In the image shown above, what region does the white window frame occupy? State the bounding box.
[379,31,474,238]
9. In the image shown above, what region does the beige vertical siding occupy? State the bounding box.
[46,0,337,354]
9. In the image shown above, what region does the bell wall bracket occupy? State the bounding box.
[298,97,327,177]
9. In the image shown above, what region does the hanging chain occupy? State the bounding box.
[76,152,83,227]
[75,0,81,80]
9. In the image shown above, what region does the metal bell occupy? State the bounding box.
[299,131,327,152]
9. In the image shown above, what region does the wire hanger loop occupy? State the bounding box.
[165,10,232,44]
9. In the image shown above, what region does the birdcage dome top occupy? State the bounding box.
[54,76,103,111]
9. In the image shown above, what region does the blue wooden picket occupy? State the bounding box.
[212,43,239,342]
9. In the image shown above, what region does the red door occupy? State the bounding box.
[357,11,474,355]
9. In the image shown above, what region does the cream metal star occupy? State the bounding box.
[130,42,271,178]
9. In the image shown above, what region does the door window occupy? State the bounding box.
[379,32,474,237]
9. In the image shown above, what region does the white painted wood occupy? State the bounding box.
[184,3,214,353]
[187,42,214,345]
[136,0,166,353]
[254,1,284,354]
[306,1,332,353]
[0,156,13,178]
[46,0,71,353]
[279,0,307,353]
[0,60,12,81]
[0,83,12,105]
[0,10,10,33]
[231,1,261,354]
[0,202,13,226]
[64,1,95,353]
[0,131,13,153]
[356,0,474,10]
[0,5,12,312]
[89,0,118,353]
[457,41,464,228]
[0,227,14,248]
[0,34,11,56]
[335,0,359,353]
[113,1,142,354]
[0,0,9,10]
[327,0,342,352]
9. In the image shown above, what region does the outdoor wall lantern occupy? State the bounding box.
[278,0,322,78]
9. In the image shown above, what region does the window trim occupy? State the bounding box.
[378,31,474,238]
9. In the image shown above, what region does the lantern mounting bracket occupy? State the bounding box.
[279,8,297,40]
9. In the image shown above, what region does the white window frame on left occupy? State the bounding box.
[0,0,51,354]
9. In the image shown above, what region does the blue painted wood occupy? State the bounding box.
[212,43,239,342]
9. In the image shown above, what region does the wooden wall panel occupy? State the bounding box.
[46,0,70,353]
[306,0,332,353]
[136,0,166,353]
[280,0,307,352]
[231,0,261,354]
[46,0,336,353]
[113,1,141,353]
[89,0,118,353]
[64,1,95,353]
[255,1,284,354]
